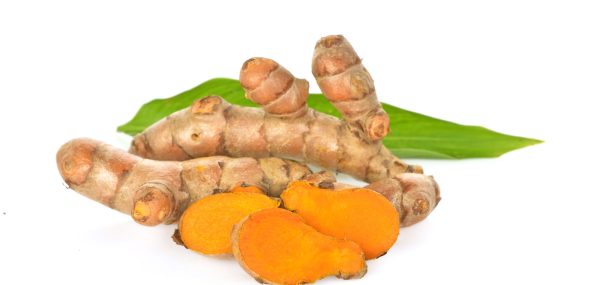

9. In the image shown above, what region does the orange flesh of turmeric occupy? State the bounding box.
[230,184,265,194]
[232,208,366,285]
[178,193,279,255]
[281,181,400,259]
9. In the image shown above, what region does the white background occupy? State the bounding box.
[1,1,599,284]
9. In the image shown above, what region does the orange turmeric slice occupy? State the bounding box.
[281,181,400,259]
[232,208,367,285]
[178,192,279,255]
[230,182,266,195]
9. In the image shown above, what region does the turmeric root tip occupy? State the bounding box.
[232,208,367,285]
[365,111,390,141]
[56,138,98,186]
[312,34,390,141]
[240,57,309,116]
[367,173,440,227]
[281,181,400,259]
[131,184,174,226]
[178,193,279,255]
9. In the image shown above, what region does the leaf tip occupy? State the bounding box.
[527,138,544,145]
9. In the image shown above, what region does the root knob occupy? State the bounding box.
[240,57,278,90]
[365,112,390,141]
[129,135,148,157]
[56,138,97,186]
[412,199,430,216]
[191,96,222,114]
[132,185,173,226]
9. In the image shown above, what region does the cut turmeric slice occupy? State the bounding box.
[281,181,400,259]
[178,192,279,255]
[230,182,266,195]
[232,208,367,285]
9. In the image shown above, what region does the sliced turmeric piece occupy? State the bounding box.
[281,181,400,259]
[230,182,266,195]
[232,208,367,285]
[178,192,279,255]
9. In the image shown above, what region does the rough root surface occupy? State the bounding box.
[56,138,311,226]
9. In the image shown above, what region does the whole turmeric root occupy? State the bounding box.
[130,35,423,183]
[281,181,399,259]
[58,138,439,227]
[177,192,279,255]
[232,208,367,285]
[56,138,311,226]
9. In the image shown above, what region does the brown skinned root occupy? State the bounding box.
[130,35,424,183]
[312,35,389,142]
[232,208,367,285]
[130,94,422,183]
[178,192,279,255]
[365,173,441,227]
[56,138,311,226]
[281,181,399,259]
[58,138,439,227]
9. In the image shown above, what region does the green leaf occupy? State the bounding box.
[381,106,542,158]
[117,78,542,159]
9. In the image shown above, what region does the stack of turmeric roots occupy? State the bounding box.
[57,35,441,285]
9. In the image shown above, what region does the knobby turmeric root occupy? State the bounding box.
[365,173,440,227]
[232,208,367,285]
[281,181,399,259]
[56,138,311,226]
[129,35,424,183]
[57,138,438,227]
[312,34,389,142]
[177,192,279,255]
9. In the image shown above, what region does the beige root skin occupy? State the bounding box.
[365,174,440,227]
[130,35,424,183]
[132,186,174,226]
[131,95,420,183]
[240,57,309,117]
[125,35,440,226]
[57,138,312,226]
[59,138,439,227]
[312,35,389,142]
